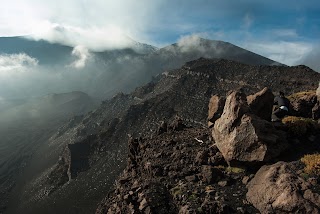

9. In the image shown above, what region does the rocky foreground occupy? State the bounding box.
[97,86,320,213]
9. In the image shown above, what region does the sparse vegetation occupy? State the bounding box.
[288,90,316,101]
[214,165,245,174]
[282,116,319,136]
[226,166,245,174]
[301,154,320,176]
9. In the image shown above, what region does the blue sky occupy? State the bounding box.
[1,0,320,69]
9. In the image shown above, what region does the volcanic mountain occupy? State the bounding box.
[9,57,320,213]
[0,37,281,99]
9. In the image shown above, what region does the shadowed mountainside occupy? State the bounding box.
[10,58,320,214]
[0,91,97,213]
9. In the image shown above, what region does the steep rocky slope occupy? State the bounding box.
[11,58,320,213]
[97,88,320,213]
[0,91,97,213]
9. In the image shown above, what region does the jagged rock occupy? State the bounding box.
[246,161,320,213]
[169,116,186,131]
[289,91,318,118]
[67,143,90,179]
[316,82,320,98]
[157,121,168,135]
[312,101,320,120]
[208,95,225,125]
[315,82,320,120]
[201,165,224,183]
[212,91,288,164]
[247,87,274,121]
[195,150,209,165]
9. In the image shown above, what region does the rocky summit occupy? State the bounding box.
[10,58,320,213]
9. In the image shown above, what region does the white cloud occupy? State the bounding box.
[0,0,163,50]
[242,13,253,29]
[69,46,91,69]
[271,29,298,38]
[242,41,312,65]
[0,53,38,74]
[28,22,135,51]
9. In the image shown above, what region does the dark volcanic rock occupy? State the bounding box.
[67,143,91,179]
[247,87,274,121]
[97,126,256,213]
[212,90,288,165]
[247,161,320,213]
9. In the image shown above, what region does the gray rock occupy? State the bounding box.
[247,161,320,213]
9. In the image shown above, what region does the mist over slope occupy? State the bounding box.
[0,91,97,213]
[0,36,280,100]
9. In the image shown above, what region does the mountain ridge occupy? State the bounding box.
[9,58,320,213]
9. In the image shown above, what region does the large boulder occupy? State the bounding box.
[247,161,320,213]
[247,87,274,121]
[289,91,318,118]
[312,102,320,120]
[212,91,287,165]
[313,82,320,120]
[207,95,225,127]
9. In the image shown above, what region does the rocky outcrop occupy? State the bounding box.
[96,125,259,213]
[67,142,91,179]
[247,87,274,121]
[247,161,320,213]
[212,90,287,165]
[208,95,226,128]
[313,83,320,120]
[289,91,318,119]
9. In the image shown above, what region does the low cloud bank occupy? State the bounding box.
[0,53,38,73]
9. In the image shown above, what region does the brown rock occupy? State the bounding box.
[218,180,228,187]
[208,121,214,128]
[208,95,225,124]
[195,150,209,165]
[289,91,317,118]
[247,161,320,213]
[242,176,250,185]
[157,121,168,135]
[201,165,224,183]
[179,205,190,214]
[304,189,320,207]
[169,116,186,131]
[139,198,148,210]
[312,101,320,120]
[247,87,274,121]
[212,91,288,164]
[185,175,197,182]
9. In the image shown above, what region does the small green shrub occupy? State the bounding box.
[214,165,245,174]
[226,166,245,174]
